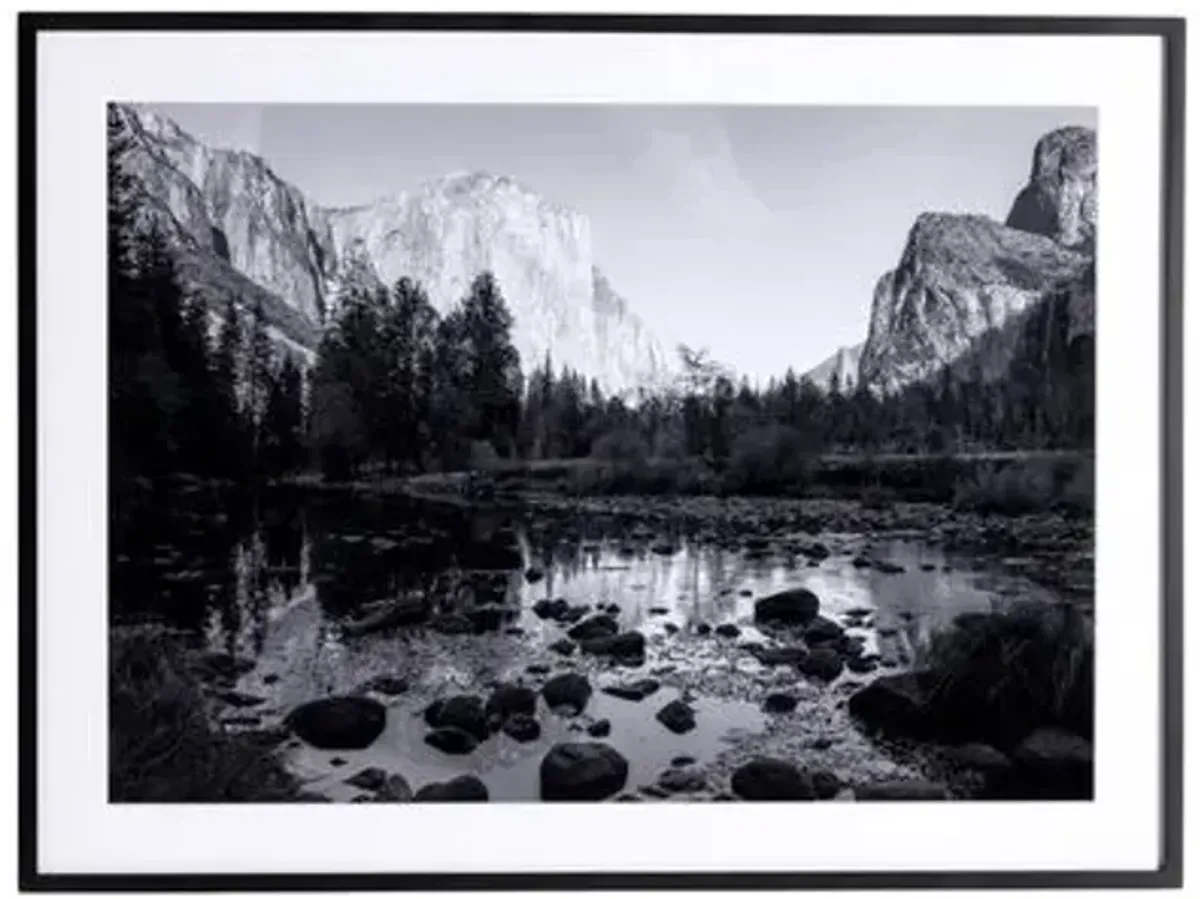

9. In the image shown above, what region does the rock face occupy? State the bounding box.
[802,343,862,392]
[1005,126,1097,248]
[110,104,671,393]
[858,126,1096,393]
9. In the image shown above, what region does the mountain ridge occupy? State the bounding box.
[110,103,671,394]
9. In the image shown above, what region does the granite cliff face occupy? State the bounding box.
[803,344,862,392]
[858,126,1096,392]
[109,104,670,393]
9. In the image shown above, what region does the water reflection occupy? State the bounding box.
[111,489,1062,800]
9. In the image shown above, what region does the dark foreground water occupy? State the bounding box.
[112,487,1062,801]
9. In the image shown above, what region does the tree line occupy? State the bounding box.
[110,99,1092,489]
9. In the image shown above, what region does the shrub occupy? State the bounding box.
[920,600,1094,747]
[590,428,650,465]
[110,628,303,802]
[952,455,1094,516]
[721,425,814,496]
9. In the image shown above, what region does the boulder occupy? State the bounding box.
[432,694,489,741]
[715,623,742,638]
[602,679,660,701]
[655,699,696,734]
[731,758,816,800]
[485,684,538,725]
[804,616,845,644]
[414,775,490,802]
[762,692,798,714]
[542,673,592,715]
[357,674,408,696]
[424,727,479,755]
[540,742,629,801]
[855,779,949,800]
[947,742,1012,774]
[587,718,612,738]
[752,645,809,666]
[754,588,820,626]
[525,566,546,583]
[847,672,935,738]
[811,770,841,800]
[286,696,387,750]
[1005,728,1094,799]
[568,614,619,641]
[658,767,707,793]
[798,647,844,682]
[580,631,646,665]
[548,638,577,656]
[501,713,541,743]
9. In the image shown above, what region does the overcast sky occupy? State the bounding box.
[150,103,1095,380]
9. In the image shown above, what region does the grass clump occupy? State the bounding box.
[952,455,1094,516]
[110,627,306,802]
[921,600,1094,747]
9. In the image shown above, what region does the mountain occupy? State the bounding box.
[802,344,862,392]
[858,126,1096,393]
[109,104,671,394]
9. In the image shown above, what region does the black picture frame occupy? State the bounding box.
[17,11,1185,891]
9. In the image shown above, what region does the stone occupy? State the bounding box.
[948,742,1012,774]
[846,656,879,674]
[811,770,841,800]
[542,673,592,715]
[414,775,489,802]
[804,616,845,644]
[432,694,489,741]
[285,696,386,750]
[485,684,538,724]
[695,623,712,636]
[424,727,480,755]
[601,679,660,701]
[580,631,646,665]
[548,638,577,656]
[655,700,696,734]
[798,647,844,682]
[752,645,809,666]
[762,692,798,714]
[731,758,815,800]
[525,566,545,583]
[358,674,408,696]
[754,588,820,626]
[501,714,541,743]
[587,718,612,738]
[847,672,935,738]
[657,767,707,793]
[540,742,629,801]
[567,614,619,641]
[344,767,389,791]
[855,780,950,800]
[715,623,741,638]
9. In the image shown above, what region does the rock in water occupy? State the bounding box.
[754,588,820,626]
[855,780,950,801]
[415,775,490,802]
[579,631,646,665]
[540,742,629,800]
[730,759,816,801]
[567,614,619,641]
[602,679,661,701]
[655,700,696,734]
[431,695,489,741]
[847,672,935,738]
[285,696,386,750]
[424,727,480,755]
[542,673,592,715]
[501,714,541,743]
[485,684,538,725]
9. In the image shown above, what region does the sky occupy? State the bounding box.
[150,103,1096,381]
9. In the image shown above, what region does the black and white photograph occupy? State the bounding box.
[107,101,1099,805]
[23,12,1182,888]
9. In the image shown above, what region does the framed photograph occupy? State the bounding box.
[20,11,1184,890]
